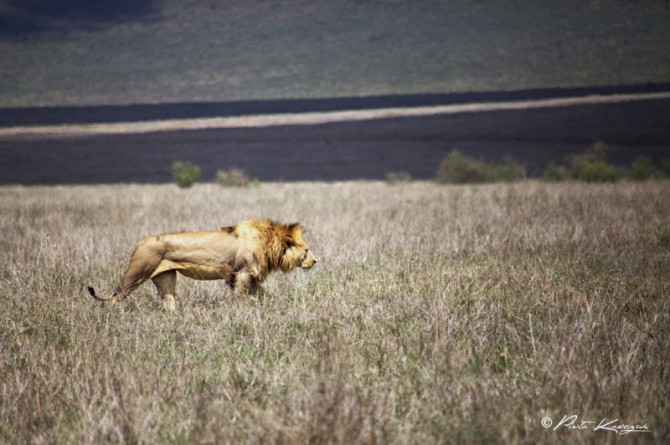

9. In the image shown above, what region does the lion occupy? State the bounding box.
[87,219,317,310]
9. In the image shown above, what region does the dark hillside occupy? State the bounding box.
[1,0,668,107]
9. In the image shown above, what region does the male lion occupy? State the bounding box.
[88,219,316,310]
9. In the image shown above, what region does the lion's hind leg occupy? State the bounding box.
[152,270,177,311]
[112,237,165,304]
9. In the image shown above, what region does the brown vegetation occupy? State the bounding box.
[1,181,668,443]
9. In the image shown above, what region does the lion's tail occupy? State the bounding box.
[87,286,110,302]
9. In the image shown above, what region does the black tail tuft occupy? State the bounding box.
[87,286,108,302]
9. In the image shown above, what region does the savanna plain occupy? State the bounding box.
[1,180,668,444]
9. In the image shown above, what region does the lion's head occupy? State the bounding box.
[278,223,317,272]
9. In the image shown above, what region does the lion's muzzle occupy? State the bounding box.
[301,251,317,269]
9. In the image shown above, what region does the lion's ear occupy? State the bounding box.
[288,222,303,237]
[281,222,303,248]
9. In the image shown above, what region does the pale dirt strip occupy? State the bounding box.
[1,91,669,138]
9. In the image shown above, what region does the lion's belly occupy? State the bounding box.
[152,259,233,281]
[177,263,233,280]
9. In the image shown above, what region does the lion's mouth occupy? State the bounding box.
[301,253,317,270]
[301,261,316,270]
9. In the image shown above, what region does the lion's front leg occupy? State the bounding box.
[233,272,266,298]
[233,272,252,297]
[249,279,266,301]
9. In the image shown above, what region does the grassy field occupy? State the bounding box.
[0,180,669,443]
[1,0,669,107]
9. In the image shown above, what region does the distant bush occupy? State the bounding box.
[385,171,412,185]
[567,141,623,182]
[172,161,201,188]
[541,162,569,182]
[569,159,623,182]
[662,158,670,177]
[216,167,258,187]
[543,143,668,183]
[436,150,524,184]
[629,156,662,181]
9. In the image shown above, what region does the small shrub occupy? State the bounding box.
[172,161,201,188]
[437,150,482,183]
[661,158,670,177]
[629,156,662,181]
[436,150,524,184]
[568,141,623,182]
[541,162,569,182]
[216,167,258,187]
[386,171,412,184]
[587,139,608,160]
[570,159,622,182]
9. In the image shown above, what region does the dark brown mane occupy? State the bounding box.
[246,220,304,276]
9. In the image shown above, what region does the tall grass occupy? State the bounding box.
[1,181,669,444]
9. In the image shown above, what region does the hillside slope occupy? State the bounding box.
[1,0,669,107]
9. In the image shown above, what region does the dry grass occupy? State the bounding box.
[1,181,668,444]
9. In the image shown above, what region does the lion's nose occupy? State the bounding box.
[304,254,316,268]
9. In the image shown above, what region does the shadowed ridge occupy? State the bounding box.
[0,0,160,41]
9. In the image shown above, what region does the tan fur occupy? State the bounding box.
[88,219,316,310]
